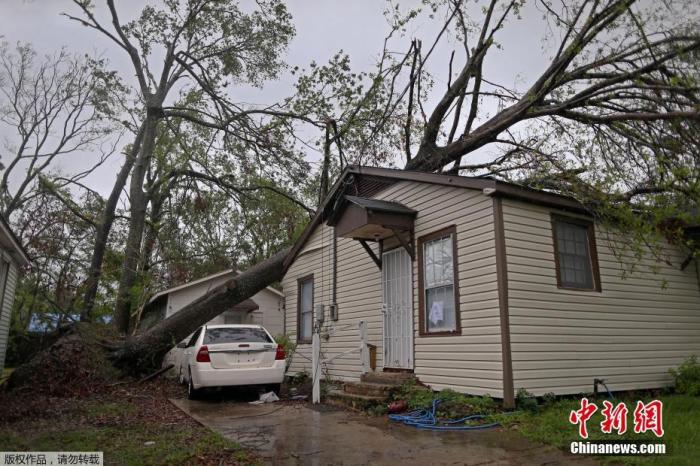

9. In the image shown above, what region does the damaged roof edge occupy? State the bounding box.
[282,165,590,271]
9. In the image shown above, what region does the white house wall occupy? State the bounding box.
[502,198,700,396]
[250,288,285,337]
[165,276,284,336]
[283,181,504,397]
[0,251,19,373]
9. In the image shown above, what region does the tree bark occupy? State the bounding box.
[81,127,144,321]
[110,247,289,370]
[114,116,159,333]
[318,121,332,205]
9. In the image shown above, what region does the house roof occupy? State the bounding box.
[343,195,418,216]
[283,165,589,270]
[148,268,284,304]
[0,216,30,267]
[230,298,259,313]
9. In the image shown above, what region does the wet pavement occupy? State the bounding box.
[170,398,599,465]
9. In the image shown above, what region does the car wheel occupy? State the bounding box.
[269,384,282,395]
[187,369,200,400]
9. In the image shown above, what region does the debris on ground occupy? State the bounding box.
[249,391,280,404]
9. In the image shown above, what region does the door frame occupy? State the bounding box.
[381,247,414,370]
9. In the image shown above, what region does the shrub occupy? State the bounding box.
[289,370,310,386]
[274,334,296,371]
[515,388,538,412]
[669,356,700,396]
[541,392,557,406]
[393,381,497,417]
[393,379,434,409]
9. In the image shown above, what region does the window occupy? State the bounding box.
[418,226,460,335]
[552,216,601,291]
[0,260,9,310]
[297,275,314,343]
[204,327,272,344]
[186,327,203,347]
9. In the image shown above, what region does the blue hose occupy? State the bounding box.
[388,399,500,431]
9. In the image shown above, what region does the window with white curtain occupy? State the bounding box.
[421,231,457,333]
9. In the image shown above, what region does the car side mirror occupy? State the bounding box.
[176,342,187,349]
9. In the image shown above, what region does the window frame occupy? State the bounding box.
[296,274,314,344]
[550,214,602,292]
[417,225,461,337]
[0,259,9,311]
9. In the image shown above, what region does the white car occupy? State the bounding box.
[176,324,286,399]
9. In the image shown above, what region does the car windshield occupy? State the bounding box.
[203,327,272,344]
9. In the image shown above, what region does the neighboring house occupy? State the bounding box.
[281,165,700,407]
[0,217,30,374]
[143,269,285,336]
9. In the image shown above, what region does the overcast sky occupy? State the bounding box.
[0,0,554,198]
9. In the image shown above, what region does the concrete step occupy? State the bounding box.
[360,371,415,386]
[325,389,386,410]
[343,381,397,398]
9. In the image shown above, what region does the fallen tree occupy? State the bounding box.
[108,248,290,371]
[8,248,289,391]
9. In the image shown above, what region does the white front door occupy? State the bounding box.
[382,248,413,369]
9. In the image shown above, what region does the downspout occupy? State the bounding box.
[492,194,515,409]
[280,296,286,335]
[331,227,338,320]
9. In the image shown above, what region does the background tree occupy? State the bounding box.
[64,0,304,332]
[0,42,117,218]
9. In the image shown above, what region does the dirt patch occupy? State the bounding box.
[5,324,121,398]
[1,375,258,465]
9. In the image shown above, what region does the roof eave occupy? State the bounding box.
[282,165,589,271]
[0,217,30,267]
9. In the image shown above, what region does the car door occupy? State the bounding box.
[182,327,203,381]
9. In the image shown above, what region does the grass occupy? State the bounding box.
[1,367,14,384]
[494,394,700,465]
[1,420,249,466]
[391,381,698,464]
[0,383,258,466]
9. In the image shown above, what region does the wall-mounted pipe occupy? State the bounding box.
[331,227,338,320]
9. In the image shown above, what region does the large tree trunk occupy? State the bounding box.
[81,127,144,321]
[110,247,289,371]
[114,116,159,333]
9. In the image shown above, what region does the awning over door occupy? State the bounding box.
[327,195,417,269]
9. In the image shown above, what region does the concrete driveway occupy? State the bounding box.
[171,399,598,466]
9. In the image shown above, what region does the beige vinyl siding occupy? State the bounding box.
[0,256,19,373]
[283,181,503,397]
[283,221,382,380]
[502,199,700,395]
